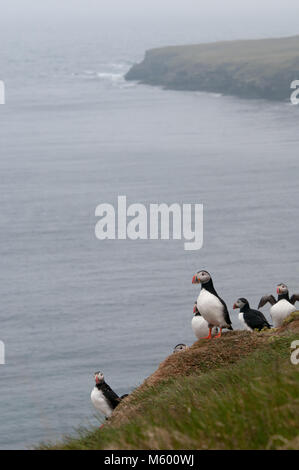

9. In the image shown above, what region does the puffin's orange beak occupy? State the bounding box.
[193,305,197,313]
[192,275,199,284]
[233,303,237,309]
[277,287,280,294]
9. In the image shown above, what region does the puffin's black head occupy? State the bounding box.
[192,270,211,285]
[94,371,105,384]
[277,283,288,295]
[173,344,187,353]
[233,298,249,310]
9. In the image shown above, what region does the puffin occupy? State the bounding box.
[192,302,218,339]
[258,283,299,328]
[173,343,188,353]
[233,298,271,331]
[192,270,233,339]
[91,371,122,418]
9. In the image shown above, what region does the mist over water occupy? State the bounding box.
[1,5,299,449]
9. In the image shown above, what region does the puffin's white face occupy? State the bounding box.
[192,270,211,285]
[233,298,248,310]
[277,283,288,295]
[94,371,104,384]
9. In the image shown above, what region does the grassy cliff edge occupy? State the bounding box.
[43,313,299,450]
[126,35,299,101]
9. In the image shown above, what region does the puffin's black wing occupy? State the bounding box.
[101,382,121,409]
[244,310,271,331]
[258,311,272,328]
[290,294,299,305]
[258,295,276,309]
[218,296,233,329]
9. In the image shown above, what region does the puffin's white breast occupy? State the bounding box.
[191,316,217,339]
[91,387,113,417]
[192,316,209,339]
[197,289,227,327]
[238,312,253,331]
[270,300,296,328]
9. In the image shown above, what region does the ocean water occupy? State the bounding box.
[0,18,299,449]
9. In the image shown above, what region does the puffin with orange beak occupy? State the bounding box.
[258,283,299,328]
[192,270,233,339]
[91,372,124,419]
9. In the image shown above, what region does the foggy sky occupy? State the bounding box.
[1,0,299,23]
[0,0,298,42]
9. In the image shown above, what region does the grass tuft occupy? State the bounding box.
[283,311,299,326]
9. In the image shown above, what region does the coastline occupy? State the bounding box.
[125,35,299,102]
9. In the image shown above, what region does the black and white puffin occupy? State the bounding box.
[91,371,122,418]
[192,302,218,339]
[233,298,271,331]
[192,270,233,339]
[173,343,188,353]
[258,283,299,328]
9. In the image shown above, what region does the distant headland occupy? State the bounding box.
[125,35,299,102]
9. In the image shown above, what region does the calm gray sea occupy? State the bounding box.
[0,17,299,449]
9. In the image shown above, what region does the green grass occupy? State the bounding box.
[142,36,299,67]
[43,332,299,450]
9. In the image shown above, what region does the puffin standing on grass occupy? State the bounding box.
[258,283,299,328]
[233,298,271,331]
[192,270,233,339]
[91,372,122,418]
[192,302,218,339]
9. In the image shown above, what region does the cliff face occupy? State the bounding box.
[125,35,299,101]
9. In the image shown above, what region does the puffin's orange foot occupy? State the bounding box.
[213,328,222,339]
[202,328,213,340]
